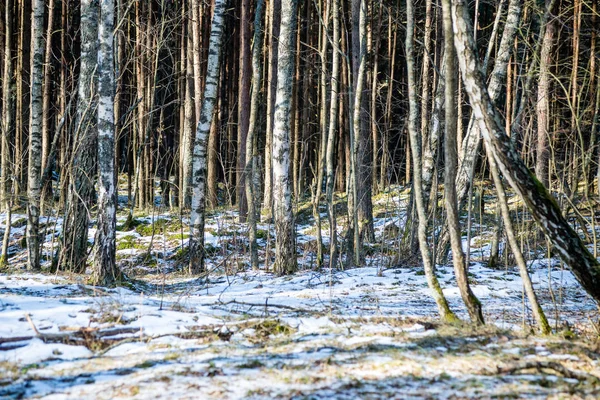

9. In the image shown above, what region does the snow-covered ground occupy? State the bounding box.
[1,187,600,398]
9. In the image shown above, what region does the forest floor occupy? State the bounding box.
[1,185,600,399]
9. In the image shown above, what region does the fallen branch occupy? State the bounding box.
[217,299,303,312]
[496,361,599,382]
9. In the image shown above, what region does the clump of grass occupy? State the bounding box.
[117,235,145,251]
[135,218,184,236]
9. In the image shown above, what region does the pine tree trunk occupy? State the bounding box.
[189,0,227,275]
[451,0,600,305]
[272,0,298,275]
[94,0,118,285]
[27,0,45,270]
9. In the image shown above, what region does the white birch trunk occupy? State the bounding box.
[27,0,45,270]
[189,0,227,275]
[94,0,118,285]
[272,0,298,275]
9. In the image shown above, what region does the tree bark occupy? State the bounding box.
[245,0,265,270]
[94,0,118,285]
[407,0,457,322]
[451,0,600,305]
[272,0,298,275]
[58,0,98,273]
[442,0,484,325]
[189,0,227,274]
[27,0,45,270]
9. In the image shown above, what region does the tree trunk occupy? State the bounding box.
[27,0,45,270]
[325,0,341,271]
[442,0,484,325]
[451,0,600,305]
[237,0,251,222]
[58,0,98,273]
[262,0,281,220]
[189,0,227,275]
[272,0,298,275]
[245,0,265,270]
[535,17,554,187]
[94,0,118,285]
[407,0,457,322]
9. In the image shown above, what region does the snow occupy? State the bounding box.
[1,186,600,398]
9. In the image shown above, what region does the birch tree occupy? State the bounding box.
[27,0,45,270]
[189,0,227,275]
[93,0,118,285]
[57,0,98,273]
[272,0,298,275]
[450,0,600,304]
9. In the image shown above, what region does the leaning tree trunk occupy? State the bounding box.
[245,0,265,270]
[442,0,484,325]
[93,0,118,286]
[27,0,45,271]
[189,0,227,275]
[451,0,600,304]
[272,0,298,275]
[406,0,457,322]
[57,0,98,273]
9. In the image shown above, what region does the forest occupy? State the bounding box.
[1,0,600,398]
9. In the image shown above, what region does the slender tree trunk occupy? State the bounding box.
[58,0,98,273]
[312,0,330,269]
[181,34,195,208]
[262,0,281,220]
[451,0,600,305]
[325,0,340,271]
[189,0,227,274]
[237,0,251,222]
[535,17,554,187]
[272,0,298,275]
[245,0,265,270]
[27,0,45,270]
[437,0,522,263]
[407,0,457,322]
[2,0,13,213]
[94,0,118,285]
[442,0,484,324]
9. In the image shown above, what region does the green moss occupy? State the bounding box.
[11,218,27,228]
[117,235,146,250]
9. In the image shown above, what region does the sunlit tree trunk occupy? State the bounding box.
[442,0,484,325]
[189,0,227,274]
[245,0,265,270]
[272,0,298,275]
[58,0,98,273]
[451,0,600,305]
[27,0,45,270]
[94,0,118,285]
[407,0,457,322]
